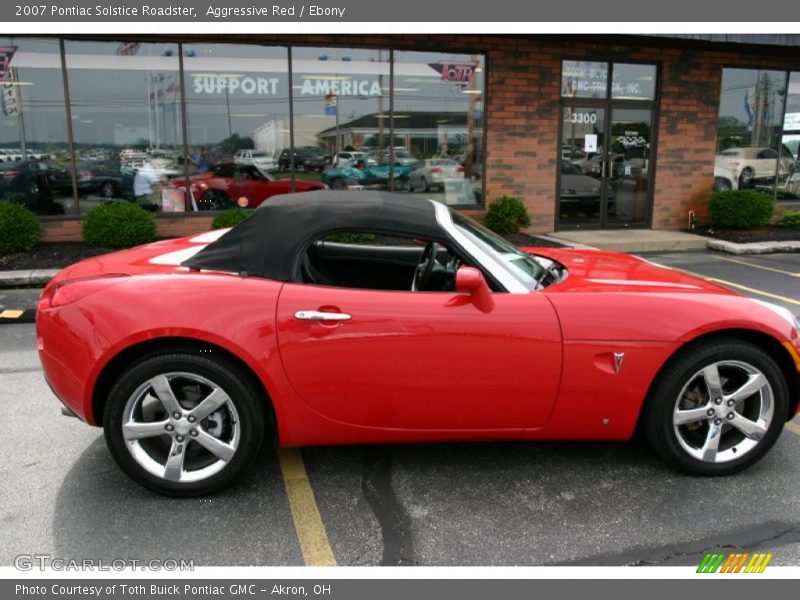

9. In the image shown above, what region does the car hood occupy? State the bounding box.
[526,247,732,295]
[520,247,798,343]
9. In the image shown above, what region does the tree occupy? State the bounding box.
[219,133,255,157]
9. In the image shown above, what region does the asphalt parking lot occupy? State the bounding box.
[2,250,800,567]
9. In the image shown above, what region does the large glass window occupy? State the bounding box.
[0,40,490,217]
[0,37,72,215]
[65,40,183,214]
[715,68,788,196]
[394,50,485,205]
[779,72,800,201]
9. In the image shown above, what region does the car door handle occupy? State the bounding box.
[294,310,352,321]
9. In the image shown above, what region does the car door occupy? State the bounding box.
[276,283,562,431]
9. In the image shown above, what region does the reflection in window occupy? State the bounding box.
[183,44,289,211]
[611,63,656,100]
[780,72,800,201]
[715,68,788,195]
[0,37,72,215]
[291,47,390,190]
[65,40,183,214]
[394,51,485,205]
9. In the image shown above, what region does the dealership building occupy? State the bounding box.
[0,34,799,240]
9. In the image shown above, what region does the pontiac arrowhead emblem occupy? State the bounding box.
[613,352,625,375]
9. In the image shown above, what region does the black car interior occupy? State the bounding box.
[299,235,464,292]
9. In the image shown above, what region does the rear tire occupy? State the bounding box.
[103,352,266,496]
[197,190,230,211]
[643,337,788,476]
[739,167,754,188]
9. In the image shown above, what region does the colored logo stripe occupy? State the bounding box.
[697,552,772,573]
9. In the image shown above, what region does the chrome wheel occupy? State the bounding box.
[672,360,773,464]
[121,372,240,483]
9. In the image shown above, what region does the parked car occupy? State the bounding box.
[0,160,71,212]
[559,162,615,215]
[715,145,795,188]
[165,161,326,210]
[331,151,377,168]
[322,164,415,192]
[277,148,327,172]
[409,159,464,192]
[234,149,277,172]
[38,191,800,495]
[713,165,739,193]
[378,147,418,167]
[571,153,625,179]
[76,161,132,199]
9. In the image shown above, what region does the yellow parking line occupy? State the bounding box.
[704,277,800,307]
[0,309,24,318]
[785,421,800,436]
[277,447,337,566]
[712,255,800,277]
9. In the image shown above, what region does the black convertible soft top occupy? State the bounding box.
[182,191,449,281]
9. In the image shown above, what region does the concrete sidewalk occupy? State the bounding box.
[0,269,59,288]
[547,229,709,253]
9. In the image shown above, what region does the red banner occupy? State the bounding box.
[0,46,17,81]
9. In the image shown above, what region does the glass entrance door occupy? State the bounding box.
[606,108,653,226]
[559,105,606,228]
[558,105,654,229]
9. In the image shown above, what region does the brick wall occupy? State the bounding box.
[41,216,214,243]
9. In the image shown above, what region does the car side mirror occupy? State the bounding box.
[455,266,494,313]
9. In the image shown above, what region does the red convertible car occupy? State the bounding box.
[37,192,800,496]
[165,161,326,210]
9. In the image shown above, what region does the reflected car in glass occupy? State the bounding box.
[715,145,796,188]
[165,162,326,210]
[408,159,464,192]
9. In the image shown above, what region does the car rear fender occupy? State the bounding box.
[89,332,282,432]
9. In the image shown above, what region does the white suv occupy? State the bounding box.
[234,149,277,171]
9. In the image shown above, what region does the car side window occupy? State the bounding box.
[298,231,463,293]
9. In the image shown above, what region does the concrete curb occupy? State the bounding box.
[0,269,59,288]
[707,239,800,255]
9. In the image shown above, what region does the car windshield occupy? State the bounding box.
[451,212,547,291]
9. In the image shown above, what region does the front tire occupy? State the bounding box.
[103,352,266,496]
[643,337,788,476]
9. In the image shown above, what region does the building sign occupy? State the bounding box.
[193,74,280,95]
[192,74,383,97]
[428,62,478,90]
[1,67,20,117]
[324,93,337,115]
[562,61,607,97]
[0,46,17,81]
[784,112,800,131]
[299,78,382,97]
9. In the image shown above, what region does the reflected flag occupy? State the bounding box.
[116,42,141,56]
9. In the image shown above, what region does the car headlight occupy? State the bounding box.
[752,299,800,332]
